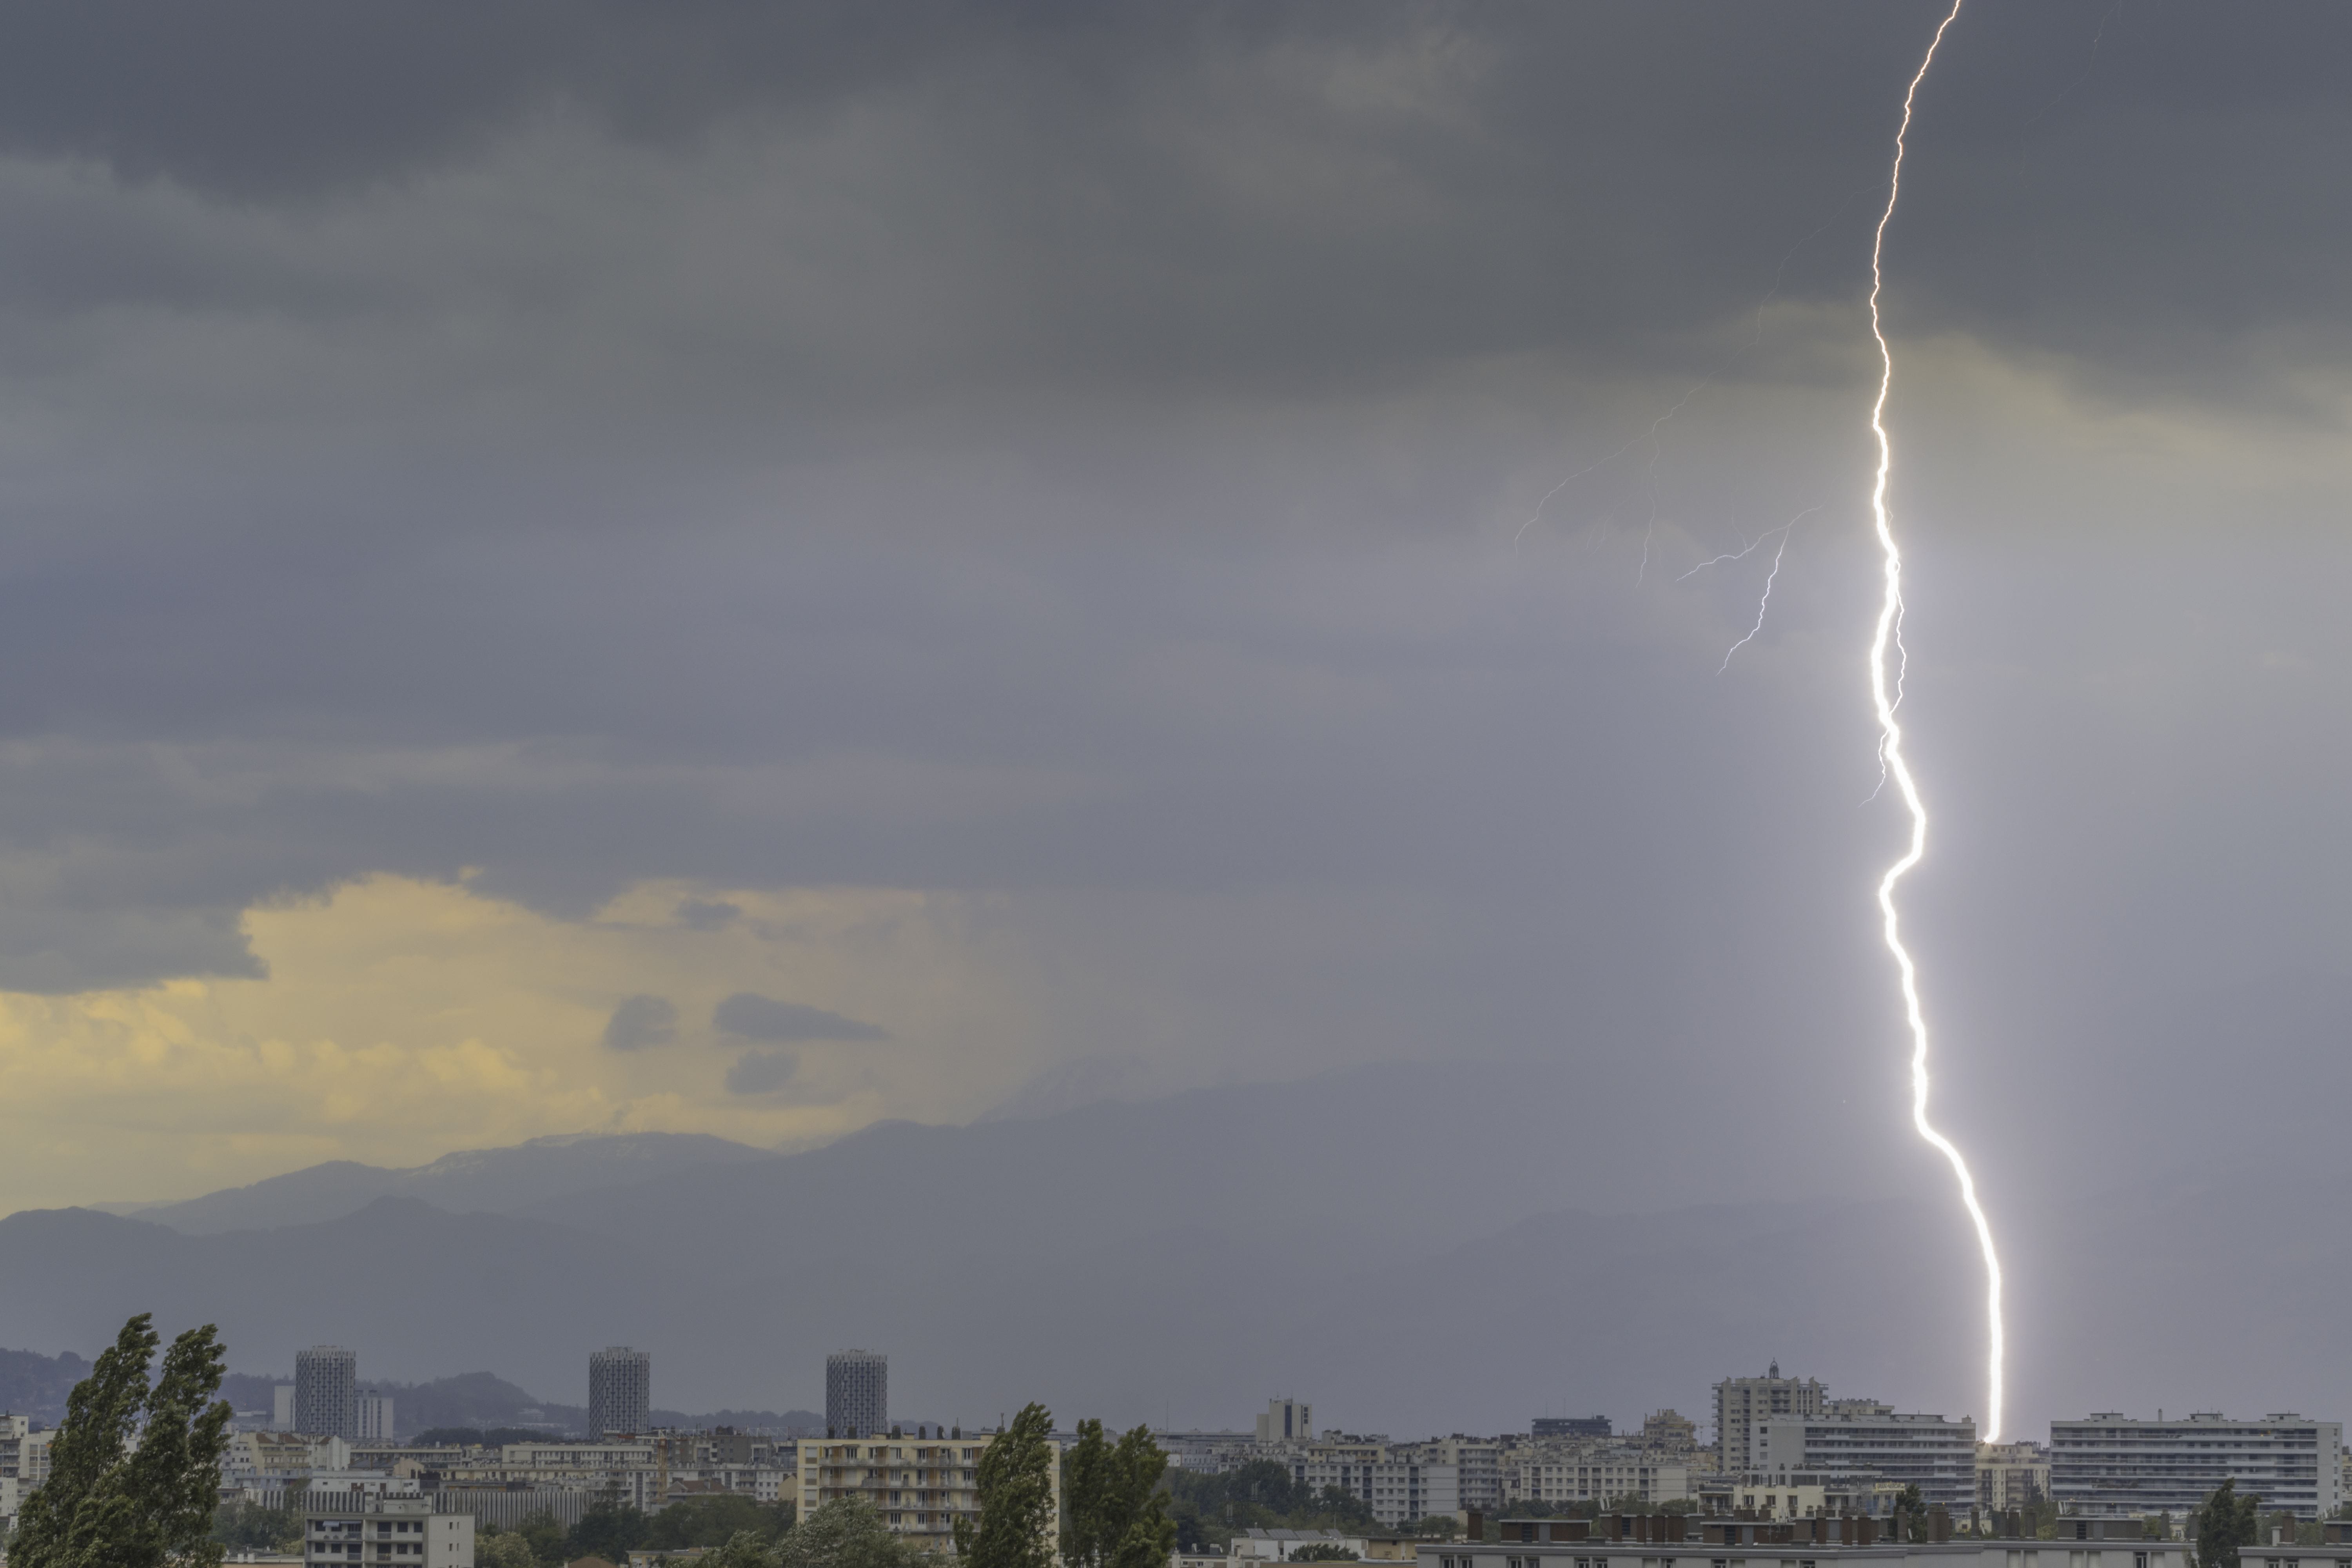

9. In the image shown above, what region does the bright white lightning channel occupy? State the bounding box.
[1866,0,2007,1443]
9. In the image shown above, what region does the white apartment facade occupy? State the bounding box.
[1408,1437,1508,1513]
[1978,1442,2050,1515]
[1431,1524,2188,1568]
[1508,1445,1693,1508]
[1751,1409,1978,1515]
[796,1428,1054,1555]
[2049,1414,2343,1521]
[1717,1368,1827,1472]
[303,1486,472,1568]
[1297,1451,1461,1526]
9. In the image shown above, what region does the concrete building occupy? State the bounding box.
[1258,1398,1314,1444]
[2050,1413,2344,1521]
[19,1426,56,1492]
[826,1349,888,1439]
[1296,1450,1459,1526]
[1978,1442,2050,1515]
[1637,1412,1703,1460]
[220,1432,354,1503]
[274,1385,297,1432]
[295,1347,361,1441]
[1507,1447,1691,1508]
[1432,1517,2187,1568]
[1717,1367,1826,1472]
[795,1426,1056,1554]
[590,1346,652,1437]
[358,1394,395,1443]
[1750,1409,1978,1515]
[1410,1436,1508,1513]
[302,1483,472,1568]
[1536,1418,1614,1439]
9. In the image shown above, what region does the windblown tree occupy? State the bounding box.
[1063,1419,1177,1568]
[956,1403,1058,1568]
[9,1312,233,1568]
[2195,1481,2262,1568]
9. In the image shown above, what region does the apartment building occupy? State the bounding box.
[1977,1442,2050,1514]
[1259,1399,1314,1443]
[303,1485,473,1568]
[1717,1367,1827,1472]
[796,1427,1054,1555]
[1410,1436,1508,1512]
[1507,1445,1691,1508]
[590,1347,652,1438]
[1297,1449,1460,1526]
[1428,1517,2189,1568]
[2049,1414,2343,1521]
[1750,1409,1979,1514]
[296,1347,361,1441]
[826,1350,888,1439]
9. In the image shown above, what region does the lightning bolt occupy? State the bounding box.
[1866,0,2006,1444]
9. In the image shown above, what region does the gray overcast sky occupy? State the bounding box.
[0,0,2348,1431]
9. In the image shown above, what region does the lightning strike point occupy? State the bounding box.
[1864,0,2007,1445]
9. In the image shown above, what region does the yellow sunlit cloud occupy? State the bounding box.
[0,873,1044,1217]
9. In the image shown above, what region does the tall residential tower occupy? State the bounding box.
[294,1346,359,1440]
[589,1347,652,1437]
[826,1350,887,1438]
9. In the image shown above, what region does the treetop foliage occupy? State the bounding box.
[9,1312,233,1568]
[2195,1482,2262,1568]
[1162,1459,1379,1551]
[955,1403,1058,1568]
[1063,1419,1176,1568]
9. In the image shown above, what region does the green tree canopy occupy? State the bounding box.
[685,1495,932,1568]
[956,1404,1058,1568]
[2196,1480,2262,1568]
[1063,1419,1176,1568]
[9,1313,233,1568]
[209,1502,301,1553]
[1163,1458,1379,1551]
[777,1495,935,1568]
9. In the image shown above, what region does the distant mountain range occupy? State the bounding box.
[111,1131,770,1235]
[6,1060,2351,1441]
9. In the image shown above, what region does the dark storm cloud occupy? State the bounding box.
[601,995,677,1052]
[713,993,888,1044]
[724,1049,798,1096]
[0,2,2341,428]
[4,6,2352,1439]
[674,899,741,931]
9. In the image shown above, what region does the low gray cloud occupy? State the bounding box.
[713,993,887,1044]
[724,1049,797,1096]
[601,995,677,1052]
[674,899,742,931]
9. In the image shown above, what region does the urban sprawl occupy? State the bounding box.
[1,1351,2345,1568]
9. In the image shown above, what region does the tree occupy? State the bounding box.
[210,1503,301,1553]
[775,1495,933,1568]
[564,1501,650,1561]
[1290,1546,1359,1561]
[956,1404,1058,1568]
[473,1532,541,1568]
[9,1313,233,1568]
[2195,1480,2261,1568]
[517,1510,568,1564]
[1064,1420,1176,1568]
